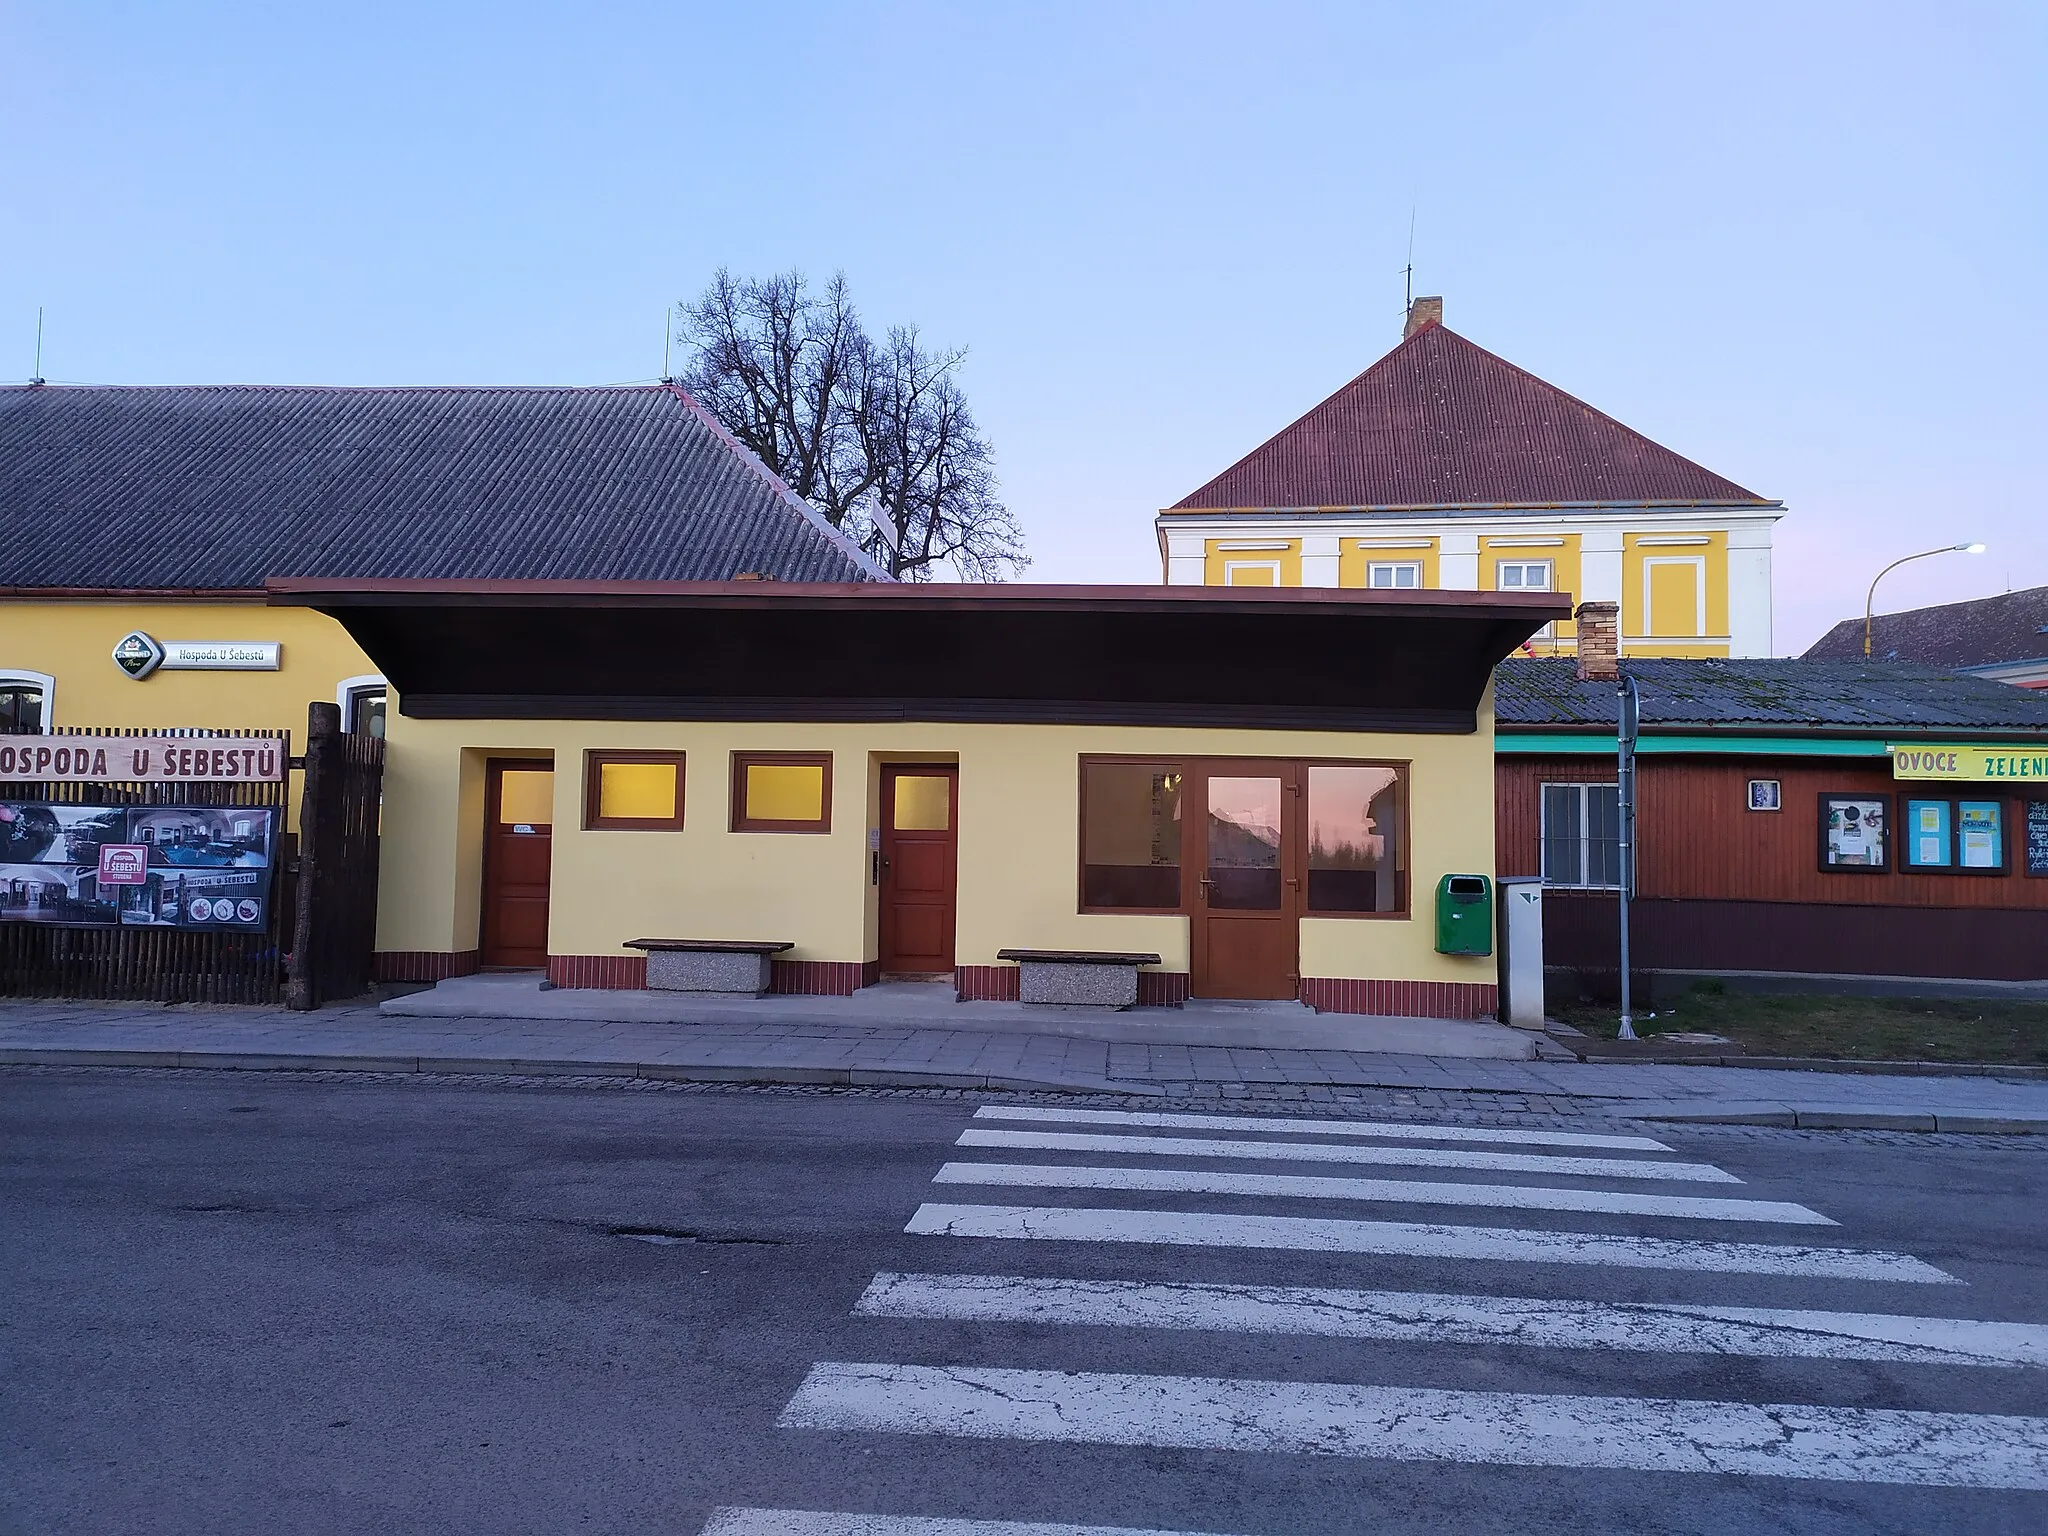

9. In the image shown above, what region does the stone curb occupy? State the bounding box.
[1572,1050,2048,1080]
[0,1046,1154,1098]
[1631,1105,2048,1134]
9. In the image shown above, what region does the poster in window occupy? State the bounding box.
[1819,794,1889,870]
[2027,800,2048,877]
[1957,801,2004,871]
[0,802,274,928]
[1904,798,1952,870]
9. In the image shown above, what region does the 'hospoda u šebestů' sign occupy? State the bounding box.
[1890,745,2048,782]
[0,738,285,784]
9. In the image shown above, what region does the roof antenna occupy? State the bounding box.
[31,306,45,385]
[661,305,673,383]
[1402,205,1417,314]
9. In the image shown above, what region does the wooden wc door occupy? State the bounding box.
[1189,762,1300,999]
[879,766,958,977]
[480,759,554,968]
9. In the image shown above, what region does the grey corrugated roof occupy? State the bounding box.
[1803,585,2048,669]
[1495,658,2048,735]
[0,384,886,588]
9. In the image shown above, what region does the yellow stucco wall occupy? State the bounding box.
[1622,532,1730,655]
[1479,535,1581,652]
[1338,539,1440,591]
[376,696,1499,988]
[0,600,379,734]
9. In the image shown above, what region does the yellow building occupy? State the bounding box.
[1156,298,1784,659]
[0,382,887,743]
[272,578,1564,1018]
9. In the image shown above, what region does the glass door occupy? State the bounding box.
[1190,765,1299,999]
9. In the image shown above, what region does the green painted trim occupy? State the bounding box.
[1496,732,1893,757]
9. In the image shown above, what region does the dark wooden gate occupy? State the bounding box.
[0,727,291,1003]
[286,702,386,1009]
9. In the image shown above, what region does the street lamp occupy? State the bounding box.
[1865,543,1985,658]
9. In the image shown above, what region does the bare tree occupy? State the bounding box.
[676,270,1026,581]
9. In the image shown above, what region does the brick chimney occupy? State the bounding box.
[1574,602,1620,683]
[1403,296,1443,340]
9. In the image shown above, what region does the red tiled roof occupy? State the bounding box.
[1169,322,1769,511]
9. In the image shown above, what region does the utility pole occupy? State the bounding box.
[1616,669,1639,1040]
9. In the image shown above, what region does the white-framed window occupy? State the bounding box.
[1367,561,1422,589]
[0,670,54,733]
[337,674,388,737]
[1496,560,1553,592]
[1541,782,1622,888]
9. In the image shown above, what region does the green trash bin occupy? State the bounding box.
[1434,874,1493,956]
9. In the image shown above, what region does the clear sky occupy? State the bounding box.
[4,2,2042,651]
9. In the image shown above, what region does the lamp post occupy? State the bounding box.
[1865,543,1986,657]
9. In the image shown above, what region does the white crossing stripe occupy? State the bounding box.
[957,1127,1738,1184]
[976,1103,1672,1153]
[933,1161,1832,1225]
[780,1363,2048,1489]
[906,1204,1957,1282]
[701,1511,1237,1536]
[856,1273,2048,1368]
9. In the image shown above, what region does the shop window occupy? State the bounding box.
[1902,796,2007,874]
[1367,562,1422,590]
[1306,764,1407,914]
[583,751,686,831]
[1080,760,1183,910]
[1541,783,1622,888]
[1818,793,1890,871]
[732,752,832,833]
[0,671,52,733]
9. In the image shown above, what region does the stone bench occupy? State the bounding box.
[995,948,1163,1010]
[624,938,794,996]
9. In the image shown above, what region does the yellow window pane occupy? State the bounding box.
[1227,564,1278,587]
[1648,561,1701,637]
[893,775,951,831]
[497,770,554,827]
[599,761,676,821]
[745,763,825,823]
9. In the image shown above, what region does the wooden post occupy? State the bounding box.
[286,702,342,1010]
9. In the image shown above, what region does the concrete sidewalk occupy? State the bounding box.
[3,991,2046,1131]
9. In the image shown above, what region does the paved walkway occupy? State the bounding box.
[3,991,2045,1131]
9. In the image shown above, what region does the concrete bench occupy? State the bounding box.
[625,938,793,996]
[995,948,1163,1010]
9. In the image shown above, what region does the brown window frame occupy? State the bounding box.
[582,750,687,832]
[1300,757,1412,921]
[1074,754,1413,920]
[731,751,834,834]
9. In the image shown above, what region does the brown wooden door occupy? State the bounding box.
[480,759,554,969]
[1189,762,1300,999]
[879,766,958,977]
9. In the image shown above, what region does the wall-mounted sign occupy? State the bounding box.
[0,737,286,784]
[1890,745,2048,782]
[112,632,281,679]
[2027,799,2048,878]
[1746,779,1780,812]
[1,801,275,929]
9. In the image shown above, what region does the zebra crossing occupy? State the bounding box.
[708,1101,2048,1533]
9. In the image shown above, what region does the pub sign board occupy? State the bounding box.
[0,801,276,929]
[0,737,286,784]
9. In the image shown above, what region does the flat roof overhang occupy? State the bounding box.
[266,579,1570,733]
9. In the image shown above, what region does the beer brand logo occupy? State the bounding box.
[112,631,166,680]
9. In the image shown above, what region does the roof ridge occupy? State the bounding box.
[659,384,892,582]
[0,382,674,395]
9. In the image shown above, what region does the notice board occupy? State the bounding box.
[2028,798,2048,877]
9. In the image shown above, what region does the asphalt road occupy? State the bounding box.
[4,1068,2046,1536]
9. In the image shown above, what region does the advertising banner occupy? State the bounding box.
[1889,745,2048,783]
[0,737,286,785]
[0,801,276,929]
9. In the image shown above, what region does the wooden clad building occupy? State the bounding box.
[1495,610,2048,988]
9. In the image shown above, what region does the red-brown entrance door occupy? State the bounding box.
[480,759,553,969]
[879,766,958,977]
[1189,762,1300,999]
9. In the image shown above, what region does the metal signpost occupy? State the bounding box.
[1616,671,1640,1041]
